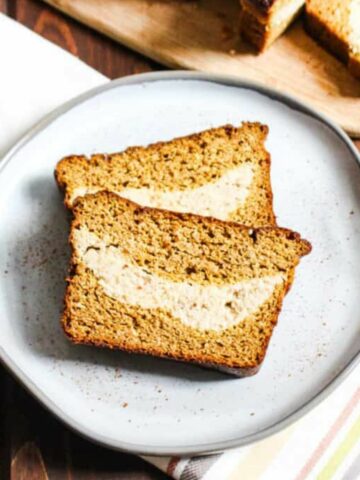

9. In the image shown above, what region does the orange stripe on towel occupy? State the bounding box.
[167,456,182,476]
[295,388,360,480]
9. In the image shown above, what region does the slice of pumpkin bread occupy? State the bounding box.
[305,0,360,79]
[55,123,275,227]
[63,192,311,376]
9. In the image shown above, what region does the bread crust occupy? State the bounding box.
[240,6,272,51]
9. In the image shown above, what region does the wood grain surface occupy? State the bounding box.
[1,1,360,479]
[1,1,168,479]
[43,0,360,137]
[9,0,163,78]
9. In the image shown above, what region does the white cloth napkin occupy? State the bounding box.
[1,13,359,480]
[0,13,106,157]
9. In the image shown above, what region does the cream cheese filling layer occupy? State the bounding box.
[70,164,254,220]
[75,229,285,332]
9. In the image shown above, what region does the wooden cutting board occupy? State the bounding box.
[44,0,360,137]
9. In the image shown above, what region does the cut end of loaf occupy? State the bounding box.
[240,0,305,52]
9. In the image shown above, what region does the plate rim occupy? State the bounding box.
[1,70,360,457]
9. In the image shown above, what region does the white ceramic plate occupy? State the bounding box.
[1,72,360,456]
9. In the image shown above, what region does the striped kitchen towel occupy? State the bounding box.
[145,363,360,480]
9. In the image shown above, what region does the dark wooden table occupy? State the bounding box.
[0,1,169,478]
[2,2,360,479]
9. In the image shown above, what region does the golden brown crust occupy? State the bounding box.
[62,192,311,374]
[240,6,273,52]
